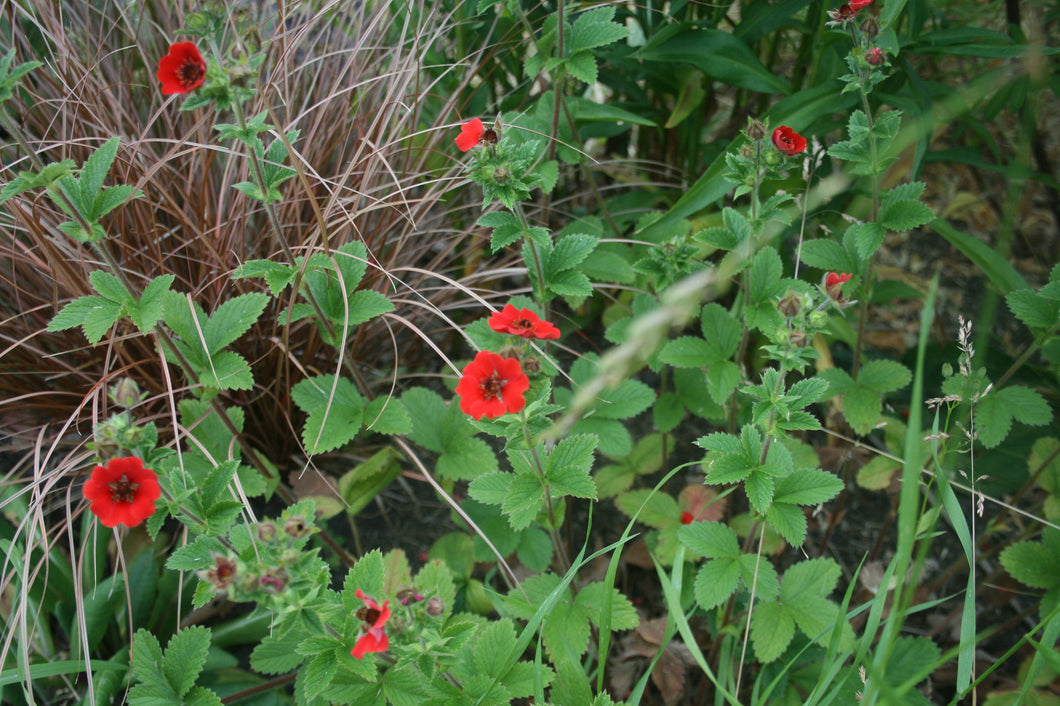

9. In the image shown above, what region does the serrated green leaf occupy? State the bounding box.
[700,302,741,357]
[879,199,934,232]
[342,550,385,613]
[549,233,598,273]
[197,350,255,391]
[570,7,628,51]
[363,396,412,435]
[748,247,783,303]
[576,581,639,630]
[679,521,740,558]
[789,593,843,647]
[615,488,680,529]
[181,686,224,706]
[781,557,840,601]
[48,296,108,333]
[438,435,499,480]
[658,336,713,367]
[693,558,741,609]
[848,222,888,261]
[857,359,912,394]
[503,473,544,530]
[202,293,269,354]
[842,385,884,435]
[302,651,339,701]
[766,502,807,546]
[1007,289,1059,330]
[292,374,365,454]
[163,626,211,697]
[773,469,843,505]
[751,601,795,662]
[89,269,131,303]
[347,289,394,326]
[80,136,121,206]
[799,238,856,274]
[251,632,306,675]
[166,536,226,571]
[595,379,654,420]
[564,51,598,84]
[998,385,1051,426]
[91,184,140,220]
[131,629,171,694]
[1001,541,1060,590]
[745,473,775,515]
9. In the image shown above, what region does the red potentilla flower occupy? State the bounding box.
[351,589,391,660]
[488,304,561,340]
[825,272,853,300]
[849,0,874,11]
[82,457,161,528]
[455,350,530,420]
[680,511,695,525]
[157,42,207,95]
[865,47,886,66]
[455,118,485,152]
[772,126,807,156]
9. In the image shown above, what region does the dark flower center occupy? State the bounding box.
[178,60,205,88]
[107,474,140,503]
[357,606,382,624]
[513,318,534,331]
[480,374,505,400]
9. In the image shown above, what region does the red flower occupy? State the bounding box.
[680,511,695,525]
[488,304,560,340]
[82,457,161,528]
[455,118,485,152]
[826,3,857,25]
[455,351,530,420]
[825,272,853,300]
[849,0,874,10]
[157,42,207,95]
[772,126,807,156]
[351,589,391,660]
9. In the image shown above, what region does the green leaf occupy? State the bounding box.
[694,558,741,609]
[546,434,598,498]
[1001,541,1060,590]
[89,270,131,303]
[615,489,680,529]
[181,686,224,706]
[1007,289,1059,330]
[131,629,173,697]
[799,238,856,274]
[363,396,412,435]
[564,51,598,84]
[751,601,795,662]
[848,222,888,261]
[438,435,499,480]
[858,359,912,394]
[748,247,783,303]
[503,474,545,530]
[679,521,740,558]
[1000,386,1051,426]
[197,350,255,391]
[570,7,628,51]
[293,375,365,454]
[638,27,790,94]
[302,651,339,701]
[879,199,934,232]
[773,469,843,506]
[659,336,712,367]
[766,502,807,546]
[700,302,741,357]
[342,550,385,614]
[781,557,840,601]
[595,378,654,420]
[347,289,394,326]
[251,632,306,675]
[163,626,212,697]
[202,293,269,354]
[80,137,121,206]
[91,184,140,220]
[131,274,174,332]
[166,536,225,572]
[841,385,883,436]
[745,472,775,515]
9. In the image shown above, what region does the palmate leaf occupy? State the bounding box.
[291,374,365,454]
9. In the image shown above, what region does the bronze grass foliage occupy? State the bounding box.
[0,0,512,464]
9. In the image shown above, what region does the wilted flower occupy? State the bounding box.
[825,272,853,300]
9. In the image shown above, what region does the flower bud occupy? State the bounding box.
[257,521,277,542]
[865,47,886,66]
[521,356,541,374]
[259,568,288,593]
[426,597,444,616]
[777,291,805,318]
[860,16,879,39]
[789,331,810,347]
[492,166,510,185]
[746,118,767,141]
[109,378,143,409]
[200,553,238,591]
[808,310,829,328]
